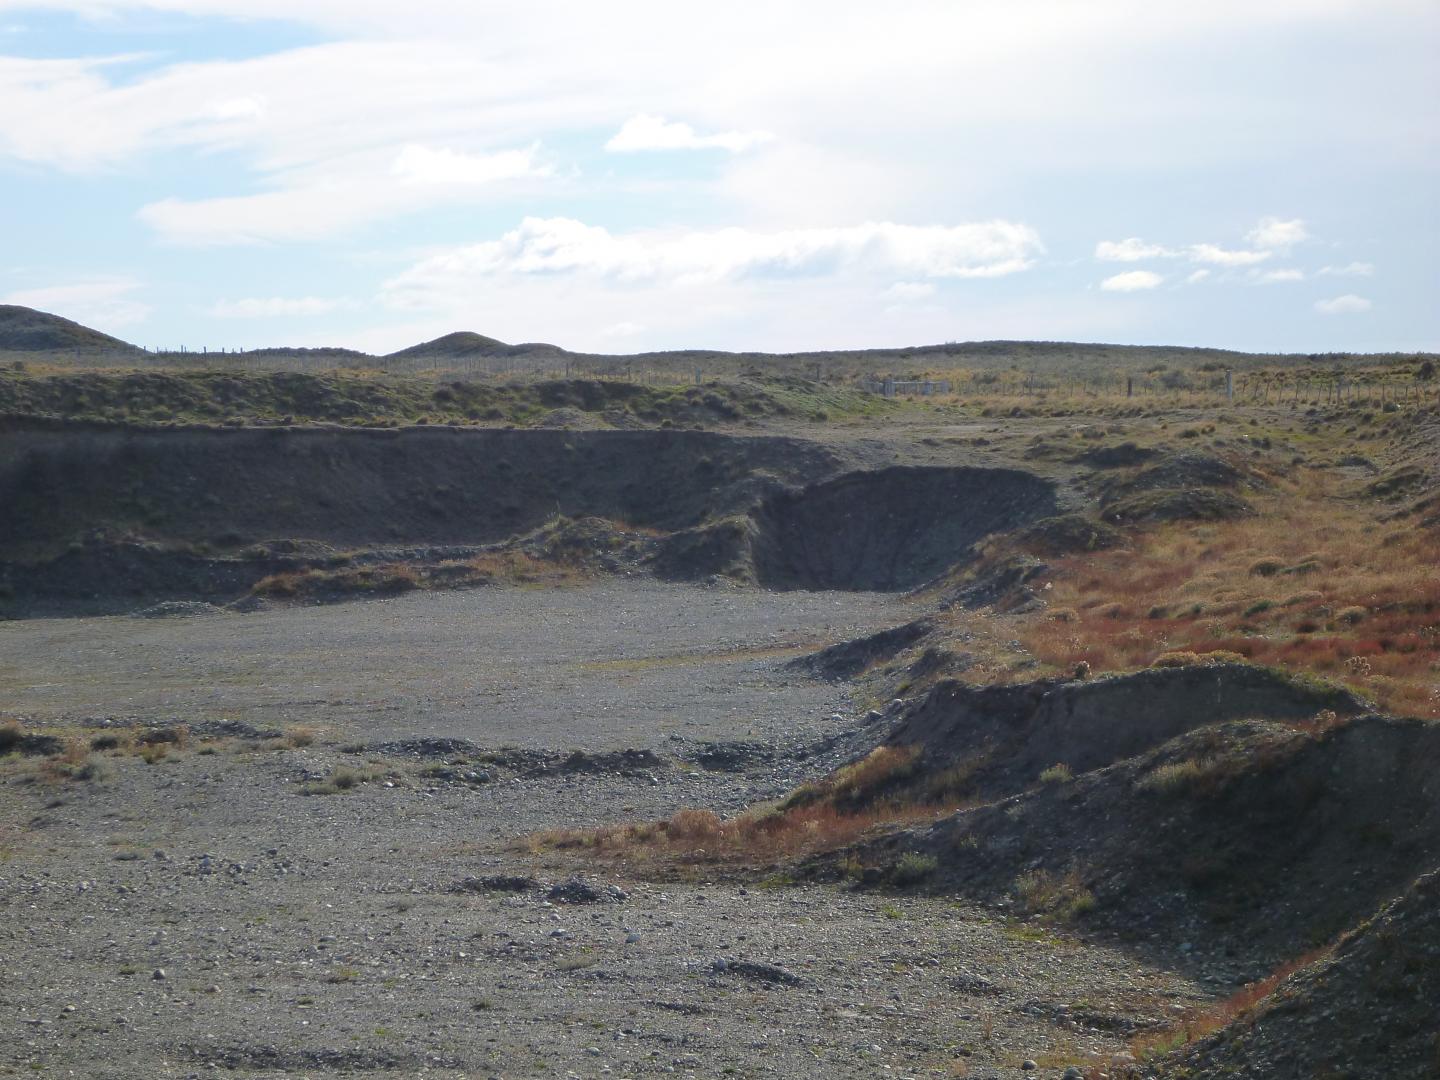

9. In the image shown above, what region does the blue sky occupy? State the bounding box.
[0,1,1435,356]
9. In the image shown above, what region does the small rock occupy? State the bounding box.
[1022,1061,1037,1072]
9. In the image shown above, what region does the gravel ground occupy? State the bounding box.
[1,582,1203,1079]
[0,580,909,750]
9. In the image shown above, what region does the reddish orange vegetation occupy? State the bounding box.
[529,746,961,866]
[1129,945,1334,1058]
[531,800,951,866]
[1020,474,1440,718]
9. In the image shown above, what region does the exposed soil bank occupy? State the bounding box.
[750,465,1057,590]
[1,422,1059,610]
[0,421,843,557]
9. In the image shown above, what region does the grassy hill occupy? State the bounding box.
[0,305,142,354]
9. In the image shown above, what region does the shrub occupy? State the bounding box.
[890,852,939,886]
[137,725,189,749]
[1137,757,1223,796]
[1038,763,1073,784]
[664,809,724,846]
[301,765,383,795]
[1152,651,1202,668]
[1012,869,1095,919]
[1199,650,1247,664]
[0,719,20,754]
[1336,605,1368,625]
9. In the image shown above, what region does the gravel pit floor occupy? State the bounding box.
[0,582,1203,1079]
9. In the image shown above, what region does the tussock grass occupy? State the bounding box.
[300,765,386,795]
[1012,869,1096,920]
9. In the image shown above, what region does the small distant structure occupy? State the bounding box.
[860,374,952,398]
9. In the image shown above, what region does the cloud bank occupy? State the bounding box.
[381,216,1044,308]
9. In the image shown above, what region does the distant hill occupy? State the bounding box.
[386,331,567,362]
[3,305,1433,379]
[0,305,142,354]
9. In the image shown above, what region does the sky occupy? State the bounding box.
[0,1,1435,356]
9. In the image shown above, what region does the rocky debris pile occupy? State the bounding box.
[709,958,806,987]
[449,874,543,894]
[129,600,226,619]
[547,877,629,904]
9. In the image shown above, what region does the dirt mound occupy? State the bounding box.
[787,618,936,680]
[0,305,140,353]
[1008,513,1122,556]
[1072,442,1159,468]
[1095,452,1261,524]
[878,664,1365,806]
[1147,868,1440,1078]
[1101,487,1252,524]
[843,712,1440,974]
[1107,452,1252,496]
[749,466,1057,591]
[933,551,1049,611]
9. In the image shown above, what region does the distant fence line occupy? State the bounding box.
[5,349,1437,408]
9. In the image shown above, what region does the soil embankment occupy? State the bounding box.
[0,420,1059,612]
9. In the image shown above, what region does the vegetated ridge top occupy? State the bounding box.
[3,304,1434,373]
[0,305,142,354]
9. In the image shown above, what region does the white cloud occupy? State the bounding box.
[1186,269,1212,284]
[138,143,551,244]
[207,96,266,122]
[2,279,150,330]
[381,216,1043,308]
[1095,237,1176,261]
[1319,261,1375,276]
[1314,294,1372,314]
[206,296,358,318]
[1246,216,1309,250]
[390,143,551,185]
[598,321,645,338]
[1252,268,1305,283]
[883,281,938,300]
[1100,270,1164,292]
[605,114,774,153]
[1187,243,1272,266]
